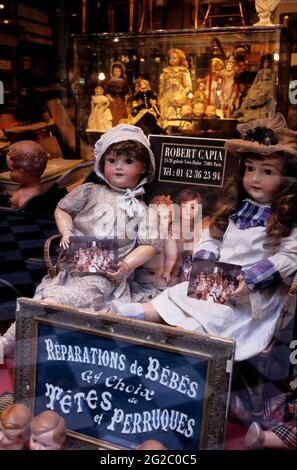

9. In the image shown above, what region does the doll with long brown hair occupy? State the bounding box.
[111,113,297,362]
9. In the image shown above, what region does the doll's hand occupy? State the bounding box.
[229,276,250,301]
[107,261,130,281]
[162,270,171,282]
[60,230,72,249]
[290,377,297,391]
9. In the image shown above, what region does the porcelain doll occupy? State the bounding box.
[0,404,32,450]
[158,48,192,128]
[110,114,297,363]
[86,85,112,133]
[130,79,162,135]
[254,0,281,27]
[221,54,238,118]
[236,53,275,122]
[29,411,66,450]
[6,140,48,209]
[32,124,160,312]
[135,195,177,290]
[103,61,130,126]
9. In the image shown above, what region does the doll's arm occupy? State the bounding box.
[193,226,221,261]
[107,245,157,280]
[183,71,193,96]
[54,208,74,249]
[243,229,297,290]
[163,239,178,281]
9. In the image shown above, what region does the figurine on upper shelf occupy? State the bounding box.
[6,140,48,209]
[103,61,130,126]
[158,48,192,129]
[221,54,238,118]
[193,79,208,105]
[234,53,275,122]
[129,78,163,135]
[254,0,281,27]
[86,85,112,133]
[204,57,225,109]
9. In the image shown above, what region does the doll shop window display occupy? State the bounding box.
[29,411,66,451]
[0,404,32,450]
[103,61,130,127]
[86,85,112,133]
[110,113,297,363]
[6,140,48,209]
[158,48,193,129]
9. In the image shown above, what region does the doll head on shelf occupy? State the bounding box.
[94,124,155,190]
[6,140,48,208]
[29,411,66,451]
[193,101,206,118]
[0,403,32,450]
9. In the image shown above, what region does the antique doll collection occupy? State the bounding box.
[1,112,297,451]
[85,41,278,135]
[0,3,295,450]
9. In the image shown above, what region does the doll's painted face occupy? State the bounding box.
[180,197,201,222]
[243,157,283,203]
[169,51,180,67]
[112,66,122,79]
[30,430,62,450]
[104,150,146,189]
[95,86,104,95]
[0,426,24,450]
[193,102,206,117]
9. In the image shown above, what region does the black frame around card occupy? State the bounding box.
[14,298,235,450]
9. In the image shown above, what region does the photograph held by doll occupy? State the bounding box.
[6,140,48,209]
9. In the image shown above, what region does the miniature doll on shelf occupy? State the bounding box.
[235,53,275,122]
[86,85,112,133]
[193,79,208,106]
[29,411,66,451]
[110,113,297,363]
[221,54,238,118]
[6,140,48,209]
[130,78,163,135]
[158,48,192,129]
[244,366,297,450]
[32,124,160,312]
[254,0,281,27]
[103,61,130,126]
[0,403,32,450]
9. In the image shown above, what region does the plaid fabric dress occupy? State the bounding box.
[262,392,297,450]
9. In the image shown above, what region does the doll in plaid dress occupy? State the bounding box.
[244,369,297,450]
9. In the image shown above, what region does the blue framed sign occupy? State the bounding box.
[14,298,234,450]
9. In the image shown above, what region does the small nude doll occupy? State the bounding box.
[6,140,48,209]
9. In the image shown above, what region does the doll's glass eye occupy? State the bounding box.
[246,165,254,172]
[264,169,272,175]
